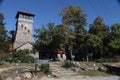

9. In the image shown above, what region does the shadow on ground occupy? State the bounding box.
[104,65,120,76]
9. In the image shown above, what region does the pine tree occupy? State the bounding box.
[0,13,9,52]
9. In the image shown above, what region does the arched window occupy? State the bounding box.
[24,27,26,30]
[20,24,23,29]
[21,24,23,27]
[28,30,30,33]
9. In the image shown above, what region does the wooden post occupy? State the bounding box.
[35,63,37,74]
[35,59,50,74]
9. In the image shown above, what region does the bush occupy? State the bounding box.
[62,61,74,69]
[0,50,8,61]
[9,49,34,63]
[40,64,52,75]
[10,58,19,63]
[21,55,34,63]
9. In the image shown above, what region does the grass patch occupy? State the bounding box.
[40,64,52,75]
[0,63,35,67]
[80,71,110,77]
[19,63,35,67]
[0,63,11,68]
[62,61,74,69]
[52,61,64,65]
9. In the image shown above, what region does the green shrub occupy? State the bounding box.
[62,61,73,69]
[10,58,19,63]
[9,49,34,63]
[40,64,52,75]
[21,55,34,63]
[0,50,8,61]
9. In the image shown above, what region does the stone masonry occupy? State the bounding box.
[14,11,35,50]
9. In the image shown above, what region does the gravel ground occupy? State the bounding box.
[41,75,120,80]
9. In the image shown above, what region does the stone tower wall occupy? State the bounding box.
[14,12,34,49]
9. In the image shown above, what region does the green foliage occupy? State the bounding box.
[0,50,8,61]
[1,5,120,64]
[62,61,74,69]
[89,16,109,38]
[40,64,52,75]
[9,49,34,63]
[0,13,9,52]
[109,39,120,49]
[9,30,15,43]
[51,24,69,49]
[34,6,120,61]
[85,34,101,48]
[107,24,120,56]
[61,6,87,27]
[60,6,88,61]
[21,55,34,63]
[87,16,110,60]
[111,24,120,37]
[34,23,55,49]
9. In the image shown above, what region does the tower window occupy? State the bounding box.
[19,14,22,18]
[30,16,33,20]
[25,16,28,19]
[23,15,26,18]
[21,24,23,27]
[28,30,30,33]
[24,27,26,30]
[21,25,23,27]
[20,24,23,29]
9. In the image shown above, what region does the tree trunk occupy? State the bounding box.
[86,54,89,62]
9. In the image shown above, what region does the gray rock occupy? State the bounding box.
[14,77,21,80]
[6,77,13,80]
[98,66,107,72]
[22,72,32,78]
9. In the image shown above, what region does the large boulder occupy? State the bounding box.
[98,66,108,72]
[21,72,32,78]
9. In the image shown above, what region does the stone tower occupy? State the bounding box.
[14,11,35,49]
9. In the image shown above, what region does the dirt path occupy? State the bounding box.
[0,66,15,73]
[41,75,120,80]
[41,62,120,80]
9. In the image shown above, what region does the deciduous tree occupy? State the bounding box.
[108,24,120,56]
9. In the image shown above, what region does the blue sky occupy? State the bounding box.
[0,0,120,32]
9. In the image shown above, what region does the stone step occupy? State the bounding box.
[53,71,74,75]
[50,62,77,77]
[50,65,62,67]
[51,68,74,73]
[52,72,77,77]
[52,70,74,73]
[52,70,74,72]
